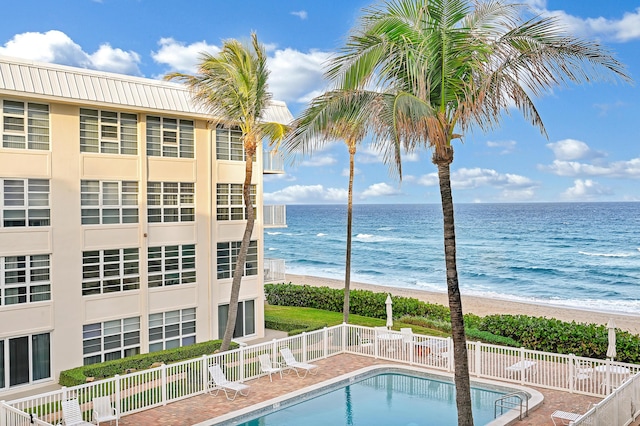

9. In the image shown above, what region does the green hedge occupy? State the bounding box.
[59,340,237,387]
[264,315,327,336]
[478,315,640,363]
[264,283,450,320]
[265,283,640,363]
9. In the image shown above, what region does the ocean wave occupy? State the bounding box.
[316,233,327,237]
[268,247,277,251]
[266,231,283,235]
[579,251,633,258]
[355,233,390,242]
[377,227,395,231]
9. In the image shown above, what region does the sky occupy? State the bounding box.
[1,0,639,204]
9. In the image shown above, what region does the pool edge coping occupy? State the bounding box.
[195,364,544,426]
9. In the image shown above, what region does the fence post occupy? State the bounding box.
[62,386,68,401]
[568,354,575,393]
[240,346,245,382]
[201,355,208,394]
[0,401,5,426]
[475,341,482,377]
[161,363,167,406]
[447,337,453,373]
[115,374,121,415]
[342,323,347,353]
[374,328,379,359]
[272,339,278,361]
[323,327,328,358]
[302,332,308,362]
[519,347,526,385]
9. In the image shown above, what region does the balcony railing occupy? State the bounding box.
[264,205,286,228]
[263,150,284,174]
[264,258,285,282]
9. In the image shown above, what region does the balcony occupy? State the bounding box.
[263,205,286,228]
[263,150,284,174]
[264,258,286,282]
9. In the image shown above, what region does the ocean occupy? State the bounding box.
[264,203,640,315]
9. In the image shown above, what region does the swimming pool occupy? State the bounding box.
[207,366,541,426]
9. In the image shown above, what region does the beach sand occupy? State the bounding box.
[284,273,640,335]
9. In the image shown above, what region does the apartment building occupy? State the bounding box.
[0,56,292,396]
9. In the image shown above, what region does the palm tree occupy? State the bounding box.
[284,90,396,323]
[327,1,630,424]
[166,33,289,351]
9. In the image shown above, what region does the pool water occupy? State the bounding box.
[234,373,506,426]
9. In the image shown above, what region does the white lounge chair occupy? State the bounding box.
[551,410,581,426]
[60,398,93,426]
[356,331,374,349]
[279,347,319,378]
[400,328,413,349]
[259,354,283,382]
[92,396,119,426]
[208,364,250,400]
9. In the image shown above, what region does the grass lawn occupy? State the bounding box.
[265,304,448,337]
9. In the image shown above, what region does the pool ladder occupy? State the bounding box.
[494,391,530,420]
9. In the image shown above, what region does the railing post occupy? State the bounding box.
[239,346,245,382]
[342,323,347,354]
[302,332,308,362]
[447,337,453,373]
[62,386,68,401]
[272,339,278,361]
[374,328,379,359]
[568,354,575,393]
[475,341,482,377]
[161,364,167,406]
[115,374,121,415]
[0,401,6,426]
[201,355,208,394]
[323,327,328,358]
[519,347,526,385]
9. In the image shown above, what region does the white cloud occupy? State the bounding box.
[0,30,141,75]
[543,158,640,178]
[341,167,361,177]
[561,179,613,200]
[360,182,402,198]
[264,185,347,203]
[486,140,517,154]
[291,10,308,20]
[300,156,337,167]
[267,48,332,104]
[358,144,420,164]
[416,173,439,187]
[546,139,602,161]
[526,2,640,42]
[451,168,538,190]
[151,37,220,74]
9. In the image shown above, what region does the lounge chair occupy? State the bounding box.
[550,410,582,426]
[400,328,413,349]
[279,347,319,378]
[259,354,283,382]
[356,331,374,349]
[572,360,593,387]
[61,398,93,426]
[92,395,119,426]
[208,364,250,400]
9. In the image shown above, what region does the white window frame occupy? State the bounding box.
[82,248,140,296]
[215,126,247,161]
[82,317,140,365]
[146,116,194,158]
[0,254,50,306]
[216,183,256,221]
[147,182,194,223]
[1,178,50,227]
[216,240,258,280]
[1,99,50,150]
[218,300,255,338]
[81,180,139,225]
[148,308,196,352]
[0,332,51,389]
[80,108,138,155]
[148,244,196,288]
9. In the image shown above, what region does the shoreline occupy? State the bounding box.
[284,273,640,335]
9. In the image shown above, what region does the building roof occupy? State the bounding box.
[0,55,293,124]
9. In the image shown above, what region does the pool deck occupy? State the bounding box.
[117,353,608,426]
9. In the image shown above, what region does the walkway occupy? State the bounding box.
[118,353,602,426]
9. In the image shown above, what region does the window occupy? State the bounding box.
[147,182,194,223]
[81,180,138,225]
[218,300,255,338]
[216,184,256,221]
[146,116,194,158]
[149,308,196,352]
[82,248,139,295]
[215,126,245,161]
[216,241,258,279]
[1,254,50,306]
[0,333,50,389]
[80,109,137,154]
[82,317,140,365]
[148,244,195,288]
[2,100,49,150]
[2,178,50,227]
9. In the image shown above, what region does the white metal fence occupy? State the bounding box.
[263,205,286,228]
[264,258,286,282]
[2,324,638,426]
[263,150,284,173]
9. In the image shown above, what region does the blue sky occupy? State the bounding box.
[1,0,639,204]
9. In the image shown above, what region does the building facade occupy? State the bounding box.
[0,56,292,396]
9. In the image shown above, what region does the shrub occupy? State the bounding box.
[264,315,327,336]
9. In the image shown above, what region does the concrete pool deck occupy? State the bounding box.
[116,353,605,426]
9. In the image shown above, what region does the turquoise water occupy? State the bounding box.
[232,373,506,426]
[265,203,640,314]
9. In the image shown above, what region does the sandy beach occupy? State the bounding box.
[284,273,640,335]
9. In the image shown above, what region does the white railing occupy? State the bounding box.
[2,324,639,426]
[263,150,284,173]
[0,401,51,425]
[263,205,286,227]
[264,258,286,282]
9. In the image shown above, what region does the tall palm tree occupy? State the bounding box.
[284,90,396,323]
[327,0,630,424]
[166,33,289,351]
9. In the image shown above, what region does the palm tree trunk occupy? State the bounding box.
[434,149,474,426]
[343,145,356,323]
[220,147,256,351]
